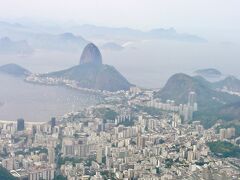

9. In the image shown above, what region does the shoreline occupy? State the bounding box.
[25,77,106,96]
[0,119,46,125]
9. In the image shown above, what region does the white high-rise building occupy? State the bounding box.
[96,148,103,163]
[188,91,197,107]
[29,167,55,180]
[226,128,235,139]
[220,129,226,140]
[48,147,55,164]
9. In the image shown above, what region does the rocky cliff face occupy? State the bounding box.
[79,43,102,65]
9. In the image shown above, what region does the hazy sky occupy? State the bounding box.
[0,0,239,40]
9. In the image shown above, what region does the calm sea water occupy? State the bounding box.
[0,74,99,122]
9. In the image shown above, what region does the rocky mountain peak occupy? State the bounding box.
[79,43,102,65]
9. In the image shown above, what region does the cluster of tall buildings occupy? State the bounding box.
[0,88,239,179]
[0,117,57,180]
[220,128,236,140]
[145,91,198,122]
[185,91,198,121]
[114,114,131,125]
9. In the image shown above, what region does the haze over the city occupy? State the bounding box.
[0,0,239,87]
[1,1,240,180]
[0,0,240,84]
[0,0,239,121]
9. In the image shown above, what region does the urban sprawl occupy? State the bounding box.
[0,87,240,180]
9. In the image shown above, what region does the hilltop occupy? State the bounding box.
[40,43,131,92]
[0,63,30,77]
[155,73,240,127]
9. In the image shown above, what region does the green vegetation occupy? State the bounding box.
[45,63,131,92]
[155,73,240,128]
[165,158,174,168]
[55,144,62,168]
[15,146,48,156]
[13,136,25,143]
[111,143,116,147]
[156,167,161,174]
[193,108,220,128]
[134,105,163,116]
[0,166,17,180]
[158,139,165,144]
[57,157,83,166]
[102,156,106,164]
[0,63,30,77]
[100,170,116,180]
[57,156,97,167]
[118,120,134,127]
[0,147,9,158]
[54,175,67,180]
[207,141,240,158]
[103,109,117,120]
[195,161,208,166]
[84,156,96,166]
[216,124,240,137]
[194,105,240,129]
[95,108,118,120]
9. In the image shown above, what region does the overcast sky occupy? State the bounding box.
[0,0,239,40]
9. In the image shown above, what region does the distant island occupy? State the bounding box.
[0,63,30,77]
[101,42,124,51]
[0,37,33,54]
[194,68,222,78]
[67,24,207,43]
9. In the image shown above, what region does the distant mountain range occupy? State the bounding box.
[39,43,131,92]
[0,33,88,52]
[27,32,88,51]
[101,42,124,51]
[69,24,207,43]
[194,68,222,79]
[0,37,33,54]
[0,21,207,53]
[155,73,240,127]
[0,20,89,52]
[0,63,30,76]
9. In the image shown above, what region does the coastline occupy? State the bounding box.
[0,119,46,125]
